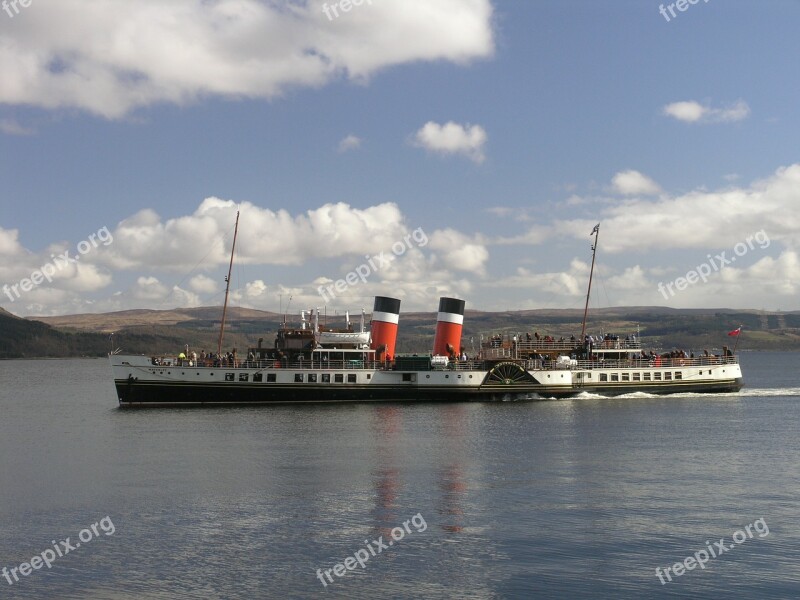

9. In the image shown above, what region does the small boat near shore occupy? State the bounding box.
[109,221,743,406]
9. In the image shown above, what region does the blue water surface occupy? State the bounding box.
[0,351,798,599]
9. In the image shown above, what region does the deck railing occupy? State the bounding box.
[536,356,739,371]
[153,358,377,370]
[153,354,738,372]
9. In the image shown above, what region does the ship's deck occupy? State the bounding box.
[147,355,739,372]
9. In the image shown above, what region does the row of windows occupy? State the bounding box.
[222,372,363,383]
[599,371,683,382]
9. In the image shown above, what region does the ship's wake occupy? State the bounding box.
[555,388,800,400]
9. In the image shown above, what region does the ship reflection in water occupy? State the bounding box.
[370,404,469,536]
[438,405,468,534]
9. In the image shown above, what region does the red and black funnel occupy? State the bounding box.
[370,296,401,360]
[432,297,465,357]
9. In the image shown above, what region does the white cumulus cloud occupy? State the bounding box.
[337,134,362,153]
[412,121,488,164]
[429,228,490,275]
[662,100,751,124]
[611,170,663,196]
[495,163,800,256]
[102,198,417,270]
[0,0,494,119]
[189,274,219,295]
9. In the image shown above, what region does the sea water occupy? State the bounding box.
[0,352,798,599]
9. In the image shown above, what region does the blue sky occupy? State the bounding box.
[1,0,799,317]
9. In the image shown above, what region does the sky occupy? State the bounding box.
[1,0,799,318]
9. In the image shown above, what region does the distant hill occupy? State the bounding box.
[35,306,281,332]
[0,305,795,359]
[0,306,266,359]
[0,307,111,359]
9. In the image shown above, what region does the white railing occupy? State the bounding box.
[537,356,739,371]
[151,354,738,373]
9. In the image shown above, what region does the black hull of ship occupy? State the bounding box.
[114,378,744,406]
[573,378,744,398]
[115,381,549,405]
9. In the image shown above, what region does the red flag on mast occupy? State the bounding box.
[728,327,742,336]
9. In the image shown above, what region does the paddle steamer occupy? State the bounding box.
[110,222,743,405]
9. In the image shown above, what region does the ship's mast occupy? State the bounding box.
[217,210,240,356]
[580,223,600,341]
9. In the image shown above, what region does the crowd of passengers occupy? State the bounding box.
[583,333,641,348]
[152,350,239,367]
[488,332,578,348]
[567,348,733,367]
[488,332,649,349]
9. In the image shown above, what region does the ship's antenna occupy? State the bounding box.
[217,209,240,356]
[580,223,600,341]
